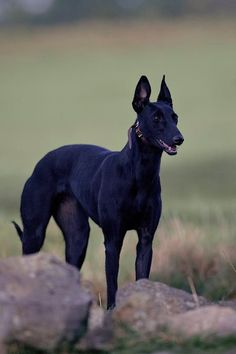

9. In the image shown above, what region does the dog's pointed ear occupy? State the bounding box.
[132,75,151,113]
[157,75,173,107]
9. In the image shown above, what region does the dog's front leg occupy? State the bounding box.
[103,229,125,310]
[135,228,154,280]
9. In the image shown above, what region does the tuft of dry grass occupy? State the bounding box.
[151,219,236,301]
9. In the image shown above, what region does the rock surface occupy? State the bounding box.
[76,303,113,351]
[219,300,236,311]
[114,279,209,335]
[114,279,236,341]
[167,305,236,338]
[0,252,92,351]
[116,279,208,312]
[0,255,235,353]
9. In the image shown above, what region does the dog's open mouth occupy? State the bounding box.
[158,139,177,155]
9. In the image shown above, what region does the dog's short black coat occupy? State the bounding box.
[13,75,184,309]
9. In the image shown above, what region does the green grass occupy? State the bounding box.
[0,19,236,305]
[8,335,236,354]
[111,334,236,354]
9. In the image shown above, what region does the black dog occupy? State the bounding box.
[13,75,184,309]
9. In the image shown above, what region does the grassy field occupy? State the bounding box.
[0,19,236,305]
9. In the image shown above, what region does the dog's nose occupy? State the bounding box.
[173,135,184,146]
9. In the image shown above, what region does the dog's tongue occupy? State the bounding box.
[168,145,176,153]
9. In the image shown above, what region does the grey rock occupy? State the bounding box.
[218,300,236,311]
[114,279,208,335]
[0,252,92,351]
[116,279,208,314]
[76,303,113,351]
[114,279,236,340]
[167,305,236,338]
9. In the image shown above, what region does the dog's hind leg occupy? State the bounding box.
[53,195,90,270]
[20,179,53,255]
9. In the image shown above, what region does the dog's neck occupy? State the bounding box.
[121,127,162,184]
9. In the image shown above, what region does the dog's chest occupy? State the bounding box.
[119,181,159,227]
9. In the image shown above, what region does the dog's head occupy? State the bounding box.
[132,75,184,155]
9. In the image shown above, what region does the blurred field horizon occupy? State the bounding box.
[1,16,236,305]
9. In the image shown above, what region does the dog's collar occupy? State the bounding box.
[128,121,149,149]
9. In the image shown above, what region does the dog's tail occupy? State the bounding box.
[12,221,23,241]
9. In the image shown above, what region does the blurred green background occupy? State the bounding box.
[0,0,236,303]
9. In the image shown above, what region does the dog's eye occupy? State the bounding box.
[154,115,161,122]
